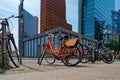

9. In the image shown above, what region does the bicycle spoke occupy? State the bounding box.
[44,48,55,64]
[62,46,81,66]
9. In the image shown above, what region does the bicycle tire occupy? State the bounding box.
[7,34,20,67]
[88,46,95,63]
[44,48,55,64]
[90,52,95,63]
[81,44,89,63]
[38,47,47,65]
[61,43,82,66]
[101,50,115,64]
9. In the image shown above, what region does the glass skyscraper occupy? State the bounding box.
[112,10,120,34]
[79,0,115,40]
[23,9,37,38]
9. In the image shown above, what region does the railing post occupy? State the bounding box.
[1,21,8,68]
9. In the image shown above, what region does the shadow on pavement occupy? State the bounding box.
[21,64,44,72]
[41,63,90,68]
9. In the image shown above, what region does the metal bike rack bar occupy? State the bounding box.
[1,20,8,68]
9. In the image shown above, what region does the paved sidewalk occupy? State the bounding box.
[0,59,120,80]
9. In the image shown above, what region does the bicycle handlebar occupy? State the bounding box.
[98,37,105,43]
[0,15,19,33]
[0,15,19,21]
[48,33,54,37]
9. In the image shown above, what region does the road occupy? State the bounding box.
[0,58,120,80]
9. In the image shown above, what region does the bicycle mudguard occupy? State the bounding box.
[65,38,78,47]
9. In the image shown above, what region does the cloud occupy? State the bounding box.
[24,0,40,15]
[0,1,19,15]
[0,6,15,13]
[0,1,19,47]
[5,0,19,5]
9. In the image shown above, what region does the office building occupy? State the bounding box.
[23,9,38,38]
[79,0,115,40]
[35,16,39,34]
[112,10,120,34]
[40,0,72,32]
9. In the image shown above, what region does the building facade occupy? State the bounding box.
[112,10,120,34]
[104,33,120,44]
[79,0,115,41]
[40,0,72,32]
[23,9,37,38]
[35,16,39,34]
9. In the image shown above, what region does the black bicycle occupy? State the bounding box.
[81,38,115,64]
[94,39,115,64]
[81,43,95,63]
[0,15,20,67]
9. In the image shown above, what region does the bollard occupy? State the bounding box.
[1,20,8,68]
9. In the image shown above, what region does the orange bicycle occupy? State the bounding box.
[38,33,83,66]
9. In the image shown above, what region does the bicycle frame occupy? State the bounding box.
[39,34,83,66]
[43,36,70,59]
[95,39,106,60]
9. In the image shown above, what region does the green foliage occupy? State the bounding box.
[105,40,120,52]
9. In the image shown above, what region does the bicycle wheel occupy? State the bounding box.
[81,44,89,63]
[78,43,84,60]
[7,34,20,67]
[44,48,55,64]
[101,50,115,64]
[61,44,82,66]
[90,51,95,63]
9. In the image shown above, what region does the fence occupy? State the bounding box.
[23,27,97,58]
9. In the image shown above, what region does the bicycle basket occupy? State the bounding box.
[65,38,78,47]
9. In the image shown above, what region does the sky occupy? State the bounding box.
[0,0,120,47]
[115,0,120,10]
[0,0,78,47]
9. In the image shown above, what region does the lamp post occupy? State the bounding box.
[19,0,24,64]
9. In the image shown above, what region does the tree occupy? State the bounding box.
[105,40,120,52]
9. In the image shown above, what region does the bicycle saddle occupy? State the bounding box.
[59,35,69,41]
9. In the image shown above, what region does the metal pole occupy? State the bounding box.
[78,0,83,39]
[19,0,24,64]
[1,21,7,68]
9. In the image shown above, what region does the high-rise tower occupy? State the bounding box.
[79,0,115,40]
[23,9,37,38]
[40,0,72,32]
[112,10,120,34]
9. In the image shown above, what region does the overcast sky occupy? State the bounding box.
[0,0,119,47]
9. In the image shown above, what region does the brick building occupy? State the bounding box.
[40,0,72,32]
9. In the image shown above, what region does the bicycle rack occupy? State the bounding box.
[1,20,8,68]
